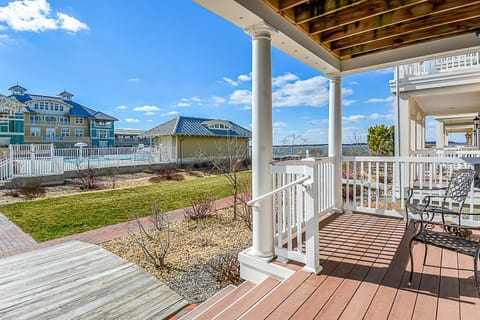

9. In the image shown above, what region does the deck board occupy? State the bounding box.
[0,240,188,320]
[280,212,480,320]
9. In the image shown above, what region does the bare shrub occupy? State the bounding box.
[155,164,178,180]
[183,192,216,221]
[18,181,45,200]
[236,175,252,231]
[107,167,119,189]
[132,201,171,269]
[206,249,242,285]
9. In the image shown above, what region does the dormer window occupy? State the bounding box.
[202,120,231,130]
[57,91,74,101]
[8,84,27,96]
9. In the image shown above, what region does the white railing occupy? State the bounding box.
[268,157,335,273]
[7,144,63,180]
[342,156,479,222]
[411,148,480,159]
[56,146,174,171]
[399,51,480,78]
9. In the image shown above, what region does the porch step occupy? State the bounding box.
[179,284,237,320]
[180,272,309,320]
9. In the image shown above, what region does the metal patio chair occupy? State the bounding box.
[405,168,479,293]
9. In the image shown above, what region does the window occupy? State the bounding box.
[59,117,70,125]
[60,106,64,112]
[75,117,84,124]
[54,104,59,111]
[97,129,109,139]
[39,102,44,110]
[29,116,41,124]
[45,116,56,125]
[61,128,70,137]
[30,127,40,137]
[75,129,84,137]
[46,128,56,137]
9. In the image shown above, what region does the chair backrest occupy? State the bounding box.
[445,168,476,203]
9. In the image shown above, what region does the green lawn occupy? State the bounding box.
[1,172,250,242]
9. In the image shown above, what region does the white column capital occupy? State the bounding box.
[245,22,276,39]
[327,73,342,82]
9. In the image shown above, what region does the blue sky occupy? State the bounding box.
[0,0,444,145]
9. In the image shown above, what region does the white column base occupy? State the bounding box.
[238,248,294,284]
[303,264,323,275]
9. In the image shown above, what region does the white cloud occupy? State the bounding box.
[211,96,226,105]
[223,73,251,87]
[272,73,299,87]
[133,105,160,112]
[309,119,328,125]
[0,34,8,38]
[272,75,329,107]
[144,111,155,116]
[0,0,88,33]
[240,106,251,111]
[176,102,190,107]
[146,119,153,122]
[176,97,203,106]
[237,74,251,82]
[348,81,358,85]
[343,113,393,123]
[56,12,88,32]
[376,67,395,74]
[115,105,128,110]
[162,111,179,117]
[365,96,394,103]
[273,122,288,128]
[128,77,141,83]
[229,89,251,106]
[343,99,356,106]
[124,118,140,123]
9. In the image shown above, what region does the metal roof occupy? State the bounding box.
[142,116,251,138]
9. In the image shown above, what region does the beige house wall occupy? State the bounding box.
[154,135,249,163]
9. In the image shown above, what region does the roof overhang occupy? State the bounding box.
[194,0,480,75]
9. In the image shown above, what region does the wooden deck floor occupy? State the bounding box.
[0,241,188,320]
[271,212,480,319]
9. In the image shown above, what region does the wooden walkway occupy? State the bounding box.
[183,212,480,319]
[0,240,188,320]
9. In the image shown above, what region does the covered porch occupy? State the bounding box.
[193,0,480,306]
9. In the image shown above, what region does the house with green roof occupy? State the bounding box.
[142,116,251,165]
[7,84,117,148]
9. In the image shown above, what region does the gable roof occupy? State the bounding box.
[142,116,251,138]
[9,93,117,121]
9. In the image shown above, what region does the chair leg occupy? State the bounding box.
[409,239,415,286]
[423,243,428,266]
[475,247,480,295]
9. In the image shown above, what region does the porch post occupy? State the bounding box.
[436,121,445,148]
[248,22,274,259]
[328,74,344,212]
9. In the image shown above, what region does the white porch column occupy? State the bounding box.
[328,74,343,211]
[436,121,445,148]
[248,23,274,259]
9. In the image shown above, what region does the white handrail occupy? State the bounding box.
[247,175,310,207]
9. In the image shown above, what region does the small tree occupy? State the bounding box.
[199,136,248,220]
[132,201,171,269]
[367,124,394,156]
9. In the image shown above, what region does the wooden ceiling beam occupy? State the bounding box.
[278,0,309,11]
[302,0,426,31]
[337,18,480,59]
[329,6,480,51]
[322,1,480,44]
[309,0,478,35]
[293,0,368,25]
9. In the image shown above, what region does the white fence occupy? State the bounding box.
[270,157,335,272]
[412,148,480,159]
[342,156,479,222]
[0,144,176,184]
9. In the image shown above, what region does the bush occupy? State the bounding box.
[206,249,242,285]
[183,192,216,221]
[18,181,46,200]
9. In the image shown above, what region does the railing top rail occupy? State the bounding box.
[247,175,310,207]
[342,155,472,164]
[271,156,335,166]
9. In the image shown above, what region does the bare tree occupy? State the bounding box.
[282,133,307,158]
[198,136,248,220]
[132,201,171,269]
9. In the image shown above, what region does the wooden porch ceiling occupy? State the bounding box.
[263,0,480,61]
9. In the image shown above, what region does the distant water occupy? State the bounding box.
[271,144,370,158]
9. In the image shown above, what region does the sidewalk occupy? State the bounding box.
[0,196,233,258]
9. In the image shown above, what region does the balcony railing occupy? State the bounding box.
[251,157,335,273]
[399,51,480,78]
